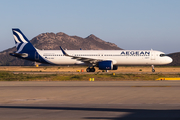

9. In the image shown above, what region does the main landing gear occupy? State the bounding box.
[152,65,155,72]
[86,67,95,72]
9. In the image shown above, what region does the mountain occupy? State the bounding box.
[0,32,122,66]
[167,52,180,66]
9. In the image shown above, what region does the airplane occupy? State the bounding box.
[9,28,173,72]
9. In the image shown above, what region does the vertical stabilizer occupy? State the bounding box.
[12,28,36,53]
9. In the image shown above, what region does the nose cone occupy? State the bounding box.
[167,57,173,64]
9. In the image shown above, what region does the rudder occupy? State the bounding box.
[12,28,36,53]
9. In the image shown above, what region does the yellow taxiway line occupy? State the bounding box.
[156,78,180,81]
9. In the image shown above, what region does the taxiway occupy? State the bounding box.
[0,81,180,120]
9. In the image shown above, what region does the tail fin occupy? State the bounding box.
[12,28,36,53]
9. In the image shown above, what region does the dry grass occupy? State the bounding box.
[0,66,180,73]
[0,70,180,81]
[0,66,180,81]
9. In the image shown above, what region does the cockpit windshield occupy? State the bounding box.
[160,54,166,57]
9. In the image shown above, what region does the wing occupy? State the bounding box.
[60,46,103,64]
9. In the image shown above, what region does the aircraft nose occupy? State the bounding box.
[167,57,173,64]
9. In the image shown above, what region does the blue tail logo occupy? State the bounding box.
[11,28,51,64]
[12,28,36,53]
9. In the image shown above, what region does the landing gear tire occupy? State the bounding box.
[86,68,90,72]
[91,68,95,72]
[151,65,155,72]
[86,67,95,72]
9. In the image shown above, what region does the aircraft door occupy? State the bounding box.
[151,51,155,60]
[35,51,39,60]
[100,53,104,59]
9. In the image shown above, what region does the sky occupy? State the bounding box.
[0,0,180,54]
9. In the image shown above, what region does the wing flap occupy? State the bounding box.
[60,46,102,64]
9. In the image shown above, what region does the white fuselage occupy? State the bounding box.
[37,49,172,66]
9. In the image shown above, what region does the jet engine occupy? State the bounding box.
[98,61,118,70]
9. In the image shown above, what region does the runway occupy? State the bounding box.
[0,81,180,119]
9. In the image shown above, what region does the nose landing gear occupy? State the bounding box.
[152,65,155,72]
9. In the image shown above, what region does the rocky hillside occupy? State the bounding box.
[31,32,121,50]
[0,32,122,66]
[167,52,180,66]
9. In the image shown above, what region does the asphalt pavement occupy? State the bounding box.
[0,81,180,120]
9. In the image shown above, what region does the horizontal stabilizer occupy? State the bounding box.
[9,53,28,58]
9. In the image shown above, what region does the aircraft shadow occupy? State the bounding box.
[0,105,180,120]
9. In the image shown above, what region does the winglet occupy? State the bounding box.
[60,46,69,56]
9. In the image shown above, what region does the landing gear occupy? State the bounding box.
[86,67,95,72]
[151,65,155,72]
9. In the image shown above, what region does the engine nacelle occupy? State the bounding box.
[98,61,118,70]
[98,61,113,70]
